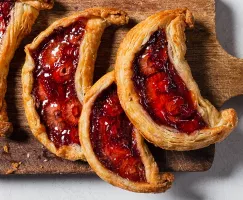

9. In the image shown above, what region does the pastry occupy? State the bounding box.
[80,71,174,193]
[115,8,238,151]
[22,7,129,161]
[0,0,53,136]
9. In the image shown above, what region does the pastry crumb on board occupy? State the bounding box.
[5,162,22,175]
[3,144,9,153]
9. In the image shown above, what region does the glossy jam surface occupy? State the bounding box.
[0,1,14,43]
[133,29,207,133]
[90,84,146,182]
[32,19,86,147]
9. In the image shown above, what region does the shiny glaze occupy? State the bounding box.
[90,84,146,182]
[133,29,207,133]
[32,18,86,147]
[0,1,14,43]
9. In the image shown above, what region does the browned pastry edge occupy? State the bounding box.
[115,8,238,151]
[80,71,174,193]
[22,7,129,161]
[18,0,54,10]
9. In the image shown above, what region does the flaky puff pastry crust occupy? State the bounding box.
[115,8,238,151]
[18,0,54,10]
[80,71,174,193]
[22,8,129,161]
[0,0,53,137]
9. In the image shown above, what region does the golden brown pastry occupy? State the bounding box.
[0,0,53,136]
[115,8,238,151]
[22,7,129,161]
[80,71,174,193]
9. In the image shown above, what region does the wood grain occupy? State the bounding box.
[0,0,241,174]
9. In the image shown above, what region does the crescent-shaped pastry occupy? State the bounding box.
[22,7,129,160]
[0,0,53,136]
[115,8,238,151]
[80,71,174,193]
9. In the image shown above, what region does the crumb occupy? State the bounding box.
[40,165,44,169]
[3,144,9,153]
[27,153,30,158]
[5,162,21,175]
[5,169,14,175]
[12,162,21,169]
[43,159,48,162]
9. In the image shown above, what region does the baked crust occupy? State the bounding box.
[18,0,54,10]
[22,7,129,161]
[80,71,174,193]
[115,8,238,151]
[0,0,53,137]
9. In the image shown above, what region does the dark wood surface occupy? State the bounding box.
[1,0,241,174]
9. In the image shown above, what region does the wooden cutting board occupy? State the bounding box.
[0,0,242,175]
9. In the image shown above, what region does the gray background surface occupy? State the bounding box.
[1,0,243,199]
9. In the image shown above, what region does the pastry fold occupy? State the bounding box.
[0,0,54,136]
[115,8,237,151]
[80,71,174,193]
[22,7,129,160]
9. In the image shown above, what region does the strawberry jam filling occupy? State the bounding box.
[32,18,86,147]
[133,29,207,133]
[0,1,14,43]
[90,84,146,182]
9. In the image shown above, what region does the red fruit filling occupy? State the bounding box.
[133,29,207,133]
[0,2,14,43]
[32,18,86,147]
[90,84,146,182]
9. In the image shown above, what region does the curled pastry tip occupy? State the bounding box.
[18,0,54,10]
[80,7,129,26]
